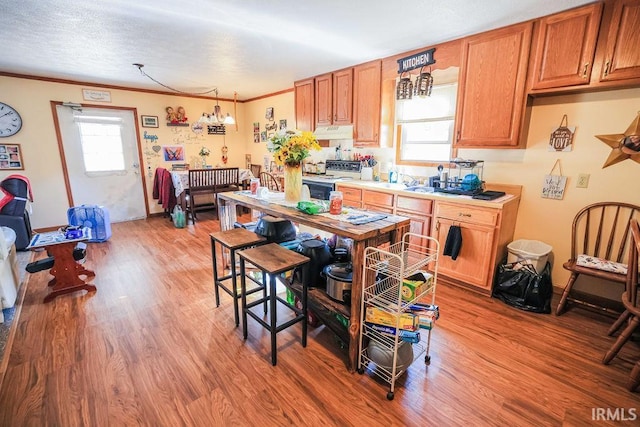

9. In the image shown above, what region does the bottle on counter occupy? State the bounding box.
[329,191,343,215]
[389,165,399,183]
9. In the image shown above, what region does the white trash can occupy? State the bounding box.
[507,240,552,273]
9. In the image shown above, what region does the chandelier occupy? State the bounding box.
[198,89,236,125]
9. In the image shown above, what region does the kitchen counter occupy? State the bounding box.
[336,180,519,209]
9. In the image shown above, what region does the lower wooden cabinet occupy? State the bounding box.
[432,217,495,291]
[432,200,519,294]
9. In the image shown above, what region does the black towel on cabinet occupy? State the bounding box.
[443,225,462,260]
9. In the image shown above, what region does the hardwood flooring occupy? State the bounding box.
[1,213,639,426]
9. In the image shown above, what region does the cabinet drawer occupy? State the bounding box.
[397,196,432,214]
[436,203,498,226]
[338,186,362,202]
[363,190,394,207]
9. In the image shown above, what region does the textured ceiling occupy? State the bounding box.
[0,0,594,100]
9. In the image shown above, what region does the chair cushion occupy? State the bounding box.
[576,254,627,275]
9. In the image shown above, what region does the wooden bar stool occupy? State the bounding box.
[238,243,310,366]
[210,228,267,327]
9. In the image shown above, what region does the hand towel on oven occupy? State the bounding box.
[443,225,462,260]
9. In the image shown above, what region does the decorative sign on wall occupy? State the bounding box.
[207,124,226,135]
[548,114,575,152]
[396,48,436,74]
[541,159,567,200]
[82,89,111,102]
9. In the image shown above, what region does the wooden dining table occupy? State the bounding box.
[216,191,411,372]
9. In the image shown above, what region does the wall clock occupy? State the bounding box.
[0,102,22,137]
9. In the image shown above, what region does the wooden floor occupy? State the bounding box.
[1,213,639,426]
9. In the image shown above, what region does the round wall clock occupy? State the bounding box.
[0,102,22,137]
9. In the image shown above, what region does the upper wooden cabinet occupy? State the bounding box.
[315,69,353,127]
[315,73,332,127]
[294,79,314,132]
[353,60,382,147]
[455,22,533,148]
[529,0,640,93]
[597,0,640,83]
[529,3,603,90]
[333,68,353,125]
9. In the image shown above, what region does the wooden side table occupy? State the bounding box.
[27,228,96,303]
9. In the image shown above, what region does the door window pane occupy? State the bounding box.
[77,119,125,172]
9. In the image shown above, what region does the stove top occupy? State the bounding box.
[302,175,355,184]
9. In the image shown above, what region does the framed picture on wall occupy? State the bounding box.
[0,144,24,170]
[162,145,185,162]
[141,115,159,128]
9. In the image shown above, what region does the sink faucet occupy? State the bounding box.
[402,175,420,187]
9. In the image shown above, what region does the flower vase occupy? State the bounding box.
[284,163,303,203]
[201,156,207,168]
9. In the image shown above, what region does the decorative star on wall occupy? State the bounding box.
[596,112,640,168]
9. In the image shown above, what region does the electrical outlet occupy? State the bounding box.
[577,173,590,188]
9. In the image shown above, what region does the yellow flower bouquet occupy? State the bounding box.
[267,130,321,166]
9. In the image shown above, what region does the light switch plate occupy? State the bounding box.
[577,173,590,188]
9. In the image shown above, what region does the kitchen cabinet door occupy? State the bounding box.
[455,22,532,148]
[336,184,362,208]
[396,195,433,247]
[530,3,603,90]
[315,73,332,127]
[295,79,314,132]
[598,0,640,83]
[333,68,353,125]
[433,218,495,291]
[353,60,382,147]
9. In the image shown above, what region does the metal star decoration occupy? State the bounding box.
[596,112,640,168]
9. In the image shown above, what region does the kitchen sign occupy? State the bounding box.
[397,48,436,73]
[548,115,575,152]
[541,159,567,200]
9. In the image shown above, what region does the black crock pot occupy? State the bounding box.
[323,262,353,304]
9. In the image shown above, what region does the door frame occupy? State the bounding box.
[50,101,150,218]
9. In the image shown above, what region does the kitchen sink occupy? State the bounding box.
[402,185,435,193]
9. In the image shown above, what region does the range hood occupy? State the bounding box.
[314,125,353,140]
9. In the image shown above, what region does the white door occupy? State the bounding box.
[56,105,146,222]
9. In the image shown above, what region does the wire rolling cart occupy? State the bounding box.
[357,232,438,400]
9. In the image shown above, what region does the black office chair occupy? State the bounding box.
[0,175,33,250]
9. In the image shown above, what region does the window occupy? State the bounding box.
[75,116,126,173]
[395,82,458,165]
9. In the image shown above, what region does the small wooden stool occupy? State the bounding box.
[238,243,310,366]
[210,228,267,327]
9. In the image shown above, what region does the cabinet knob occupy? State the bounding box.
[582,62,589,78]
[603,60,611,78]
[458,213,471,217]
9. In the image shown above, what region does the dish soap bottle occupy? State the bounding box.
[388,164,399,184]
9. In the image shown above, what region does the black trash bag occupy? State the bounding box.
[492,261,552,314]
